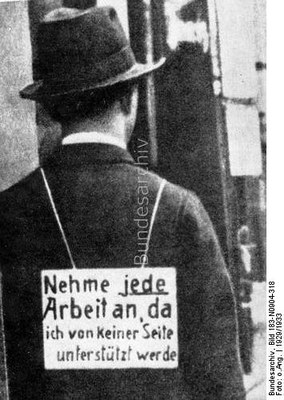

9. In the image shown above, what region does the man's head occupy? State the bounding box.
[20,5,164,143]
[40,81,139,142]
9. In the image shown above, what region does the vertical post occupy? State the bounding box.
[128,0,158,166]
[0,1,38,398]
[143,0,158,166]
[207,0,242,295]
[206,0,240,277]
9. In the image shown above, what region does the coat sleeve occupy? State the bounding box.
[179,191,246,400]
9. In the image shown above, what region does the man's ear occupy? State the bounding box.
[120,84,139,115]
[120,91,133,115]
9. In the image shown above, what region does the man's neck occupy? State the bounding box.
[61,109,127,147]
[62,131,127,149]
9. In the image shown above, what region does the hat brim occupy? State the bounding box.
[20,58,165,101]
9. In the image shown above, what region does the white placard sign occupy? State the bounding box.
[41,268,178,369]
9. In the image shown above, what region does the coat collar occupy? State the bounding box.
[62,131,127,150]
[44,143,134,168]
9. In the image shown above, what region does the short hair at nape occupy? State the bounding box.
[41,81,135,123]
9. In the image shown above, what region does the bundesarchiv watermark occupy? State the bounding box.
[134,138,150,267]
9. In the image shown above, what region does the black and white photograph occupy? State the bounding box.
[0,0,268,399]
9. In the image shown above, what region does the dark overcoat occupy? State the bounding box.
[0,143,246,400]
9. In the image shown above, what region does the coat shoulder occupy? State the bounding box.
[140,167,200,211]
[0,168,42,215]
[147,169,209,231]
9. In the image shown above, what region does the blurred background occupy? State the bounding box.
[0,0,266,398]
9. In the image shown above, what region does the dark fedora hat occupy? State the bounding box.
[20,6,165,100]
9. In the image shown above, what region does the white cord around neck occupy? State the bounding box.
[41,168,77,270]
[141,179,166,268]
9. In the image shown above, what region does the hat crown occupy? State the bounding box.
[37,6,134,83]
[20,5,165,100]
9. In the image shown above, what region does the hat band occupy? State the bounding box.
[43,46,136,88]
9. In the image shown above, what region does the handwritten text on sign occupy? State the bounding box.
[41,268,178,369]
